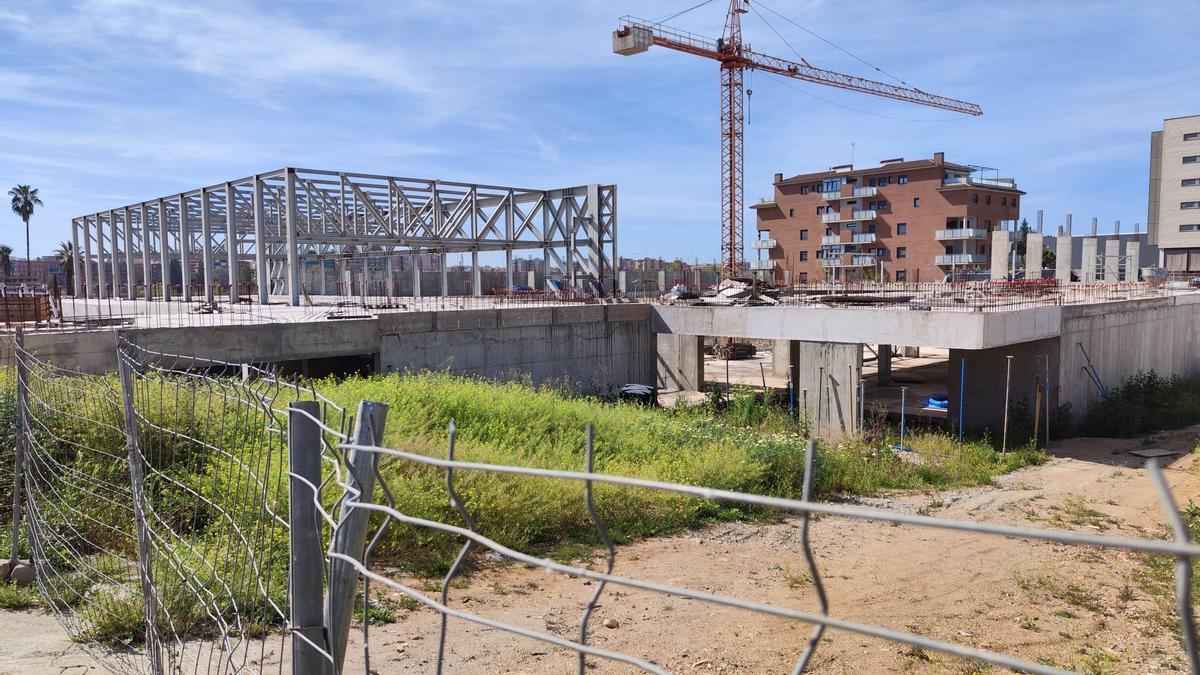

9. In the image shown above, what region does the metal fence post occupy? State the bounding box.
[115,334,163,675]
[288,401,328,675]
[327,400,389,672]
[8,329,27,568]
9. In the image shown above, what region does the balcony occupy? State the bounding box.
[820,190,843,200]
[749,259,775,271]
[853,186,877,198]
[851,232,876,244]
[935,253,987,266]
[749,238,777,249]
[852,209,878,220]
[821,234,841,245]
[750,197,777,209]
[819,252,876,267]
[935,228,990,240]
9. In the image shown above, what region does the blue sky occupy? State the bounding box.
[2,0,1198,261]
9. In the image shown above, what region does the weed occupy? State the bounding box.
[1054,609,1078,619]
[1081,371,1200,437]
[0,583,39,610]
[1117,585,1135,603]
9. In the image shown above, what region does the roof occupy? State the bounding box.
[778,158,971,185]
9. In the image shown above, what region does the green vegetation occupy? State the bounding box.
[1081,371,1200,438]
[1139,500,1200,644]
[4,372,1044,646]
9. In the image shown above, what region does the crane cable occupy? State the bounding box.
[651,0,720,25]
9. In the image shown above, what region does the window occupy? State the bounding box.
[825,227,833,236]
[788,208,795,217]
[1186,132,1200,141]
[867,223,876,234]
[945,245,954,255]
[972,193,979,204]
[877,201,889,210]
[985,219,992,227]
[896,270,907,282]
[821,178,845,192]
[1185,156,1200,164]
[896,247,907,259]
[800,229,809,240]
[913,197,921,208]
[980,245,986,254]
[816,206,824,214]
[867,201,875,209]
[985,195,992,205]
[869,178,877,187]
[1181,224,1200,232]
[800,186,810,195]
[1184,202,1200,210]
[897,222,907,235]
[1012,198,1018,209]
[898,175,909,185]
[799,272,808,283]
[799,250,809,261]
[1184,178,1200,187]
[879,176,891,186]
[1001,197,1007,206]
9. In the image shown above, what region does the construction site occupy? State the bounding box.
[3,1,1200,674]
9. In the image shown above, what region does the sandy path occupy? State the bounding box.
[4,426,1199,674]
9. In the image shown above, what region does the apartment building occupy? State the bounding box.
[1147,114,1200,272]
[751,152,1024,283]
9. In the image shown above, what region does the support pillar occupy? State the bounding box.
[71,220,83,297]
[655,334,704,392]
[157,199,170,301]
[990,229,1010,280]
[876,344,893,386]
[179,195,191,302]
[773,340,863,436]
[1080,237,1097,283]
[1103,236,1121,282]
[140,205,152,301]
[385,256,395,298]
[96,213,108,300]
[109,210,120,298]
[505,248,514,292]
[253,177,268,304]
[657,270,666,292]
[411,254,421,298]
[1025,232,1043,280]
[441,253,449,295]
[123,207,135,300]
[83,217,95,299]
[618,269,627,294]
[225,183,240,304]
[1125,240,1141,281]
[1055,227,1072,282]
[285,169,300,306]
[200,190,214,302]
[471,250,481,297]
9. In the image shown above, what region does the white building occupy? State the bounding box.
[1147,114,1200,272]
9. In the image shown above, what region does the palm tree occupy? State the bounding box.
[9,185,43,278]
[54,241,74,292]
[0,245,12,278]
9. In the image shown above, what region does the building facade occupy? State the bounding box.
[1147,114,1200,272]
[752,152,1024,283]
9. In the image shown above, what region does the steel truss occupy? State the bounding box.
[71,168,618,306]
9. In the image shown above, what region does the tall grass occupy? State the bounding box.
[1081,371,1200,438]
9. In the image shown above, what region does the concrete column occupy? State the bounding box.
[949,338,1060,437]
[618,269,627,294]
[876,344,893,385]
[471,250,481,296]
[252,177,268,304]
[158,199,171,301]
[199,190,214,302]
[505,248,514,292]
[179,194,192,302]
[71,220,83,297]
[777,340,863,436]
[123,207,135,300]
[657,270,666,291]
[1055,228,1072,282]
[1080,237,1097,283]
[225,183,240,304]
[96,212,108,300]
[285,169,300,306]
[526,270,536,289]
[1025,232,1043,280]
[990,229,1010,280]
[441,253,449,295]
[412,255,421,298]
[901,346,920,358]
[1103,237,1120,282]
[655,334,704,392]
[385,256,395,298]
[1125,240,1141,281]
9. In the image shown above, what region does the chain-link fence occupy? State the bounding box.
[5,331,1199,674]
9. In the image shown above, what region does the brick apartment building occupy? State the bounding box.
[751,152,1024,283]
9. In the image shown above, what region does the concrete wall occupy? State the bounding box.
[1058,294,1200,419]
[949,338,1060,438]
[778,340,862,435]
[656,334,705,392]
[22,305,657,396]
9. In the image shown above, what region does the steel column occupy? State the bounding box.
[70,220,83,297]
[96,212,108,300]
[157,199,170,301]
[225,183,240,304]
[140,204,152,302]
[123,207,135,300]
[253,177,268,304]
[285,170,301,306]
[109,210,120,298]
[200,190,215,302]
[82,217,94,299]
[178,194,191,302]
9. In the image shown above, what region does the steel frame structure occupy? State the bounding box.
[71,168,617,306]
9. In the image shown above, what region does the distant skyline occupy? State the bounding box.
[2,0,1199,260]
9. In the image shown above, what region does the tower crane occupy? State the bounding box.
[614,1,983,278]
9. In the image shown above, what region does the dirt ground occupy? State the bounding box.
[4,426,1200,674]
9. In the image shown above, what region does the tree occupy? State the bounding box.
[54,241,74,292]
[1013,217,1032,258]
[1042,246,1056,271]
[0,245,12,278]
[9,185,42,278]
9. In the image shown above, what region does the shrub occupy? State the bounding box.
[1081,371,1200,437]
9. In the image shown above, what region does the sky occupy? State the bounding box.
[1,0,1199,262]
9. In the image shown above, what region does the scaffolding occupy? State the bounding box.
[71,168,617,306]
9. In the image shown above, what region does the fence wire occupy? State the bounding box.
[6,334,1200,674]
